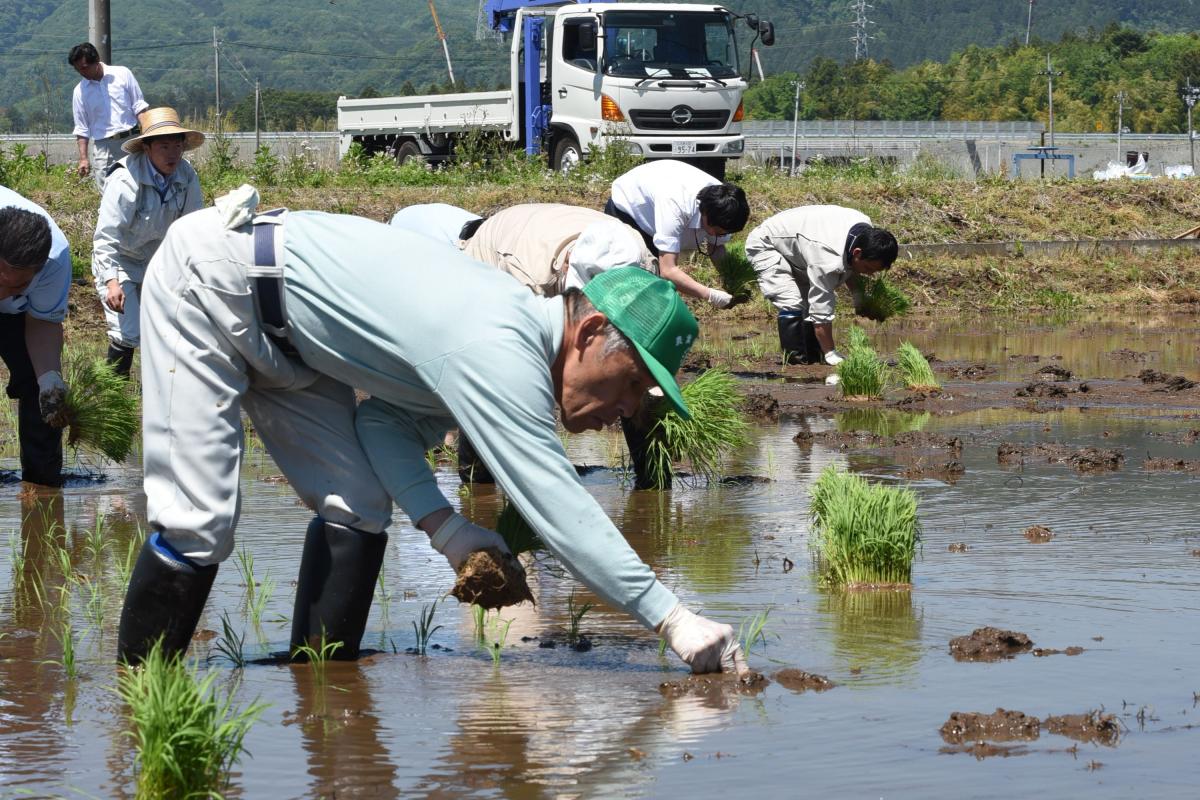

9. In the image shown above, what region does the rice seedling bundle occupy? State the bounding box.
[713,240,756,299]
[61,356,139,462]
[857,276,911,323]
[495,500,544,555]
[643,368,749,490]
[837,327,888,399]
[896,342,941,391]
[808,465,921,587]
[117,642,266,799]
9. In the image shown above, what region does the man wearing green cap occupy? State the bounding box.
[118,201,746,678]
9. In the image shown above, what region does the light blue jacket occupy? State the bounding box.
[282,211,678,629]
[0,185,71,322]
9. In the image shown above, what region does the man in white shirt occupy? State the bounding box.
[605,159,750,309]
[69,42,150,192]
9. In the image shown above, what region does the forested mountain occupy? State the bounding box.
[0,0,1197,133]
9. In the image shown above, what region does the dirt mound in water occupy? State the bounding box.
[1043,711,1121,746]
[1015,381,1070,398]
[1032,646,1085,657]
[773,669,835,693]
[950,627,1034,662]
[1036,365,1073,381]
[903,459,965,483]
[741,390,781,421]
[1138,369,1197,391]
[793,430,961,453]
[451,548,534,610]
[1108,348,1149,361]
[951,363,993,379]
[658,671,769,700]
[997,442,1124,472]
[1023,525,1054,543]
[1144,457,1200,472]
[940,708,1042,744]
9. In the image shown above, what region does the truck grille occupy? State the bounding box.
[629,106,730,131]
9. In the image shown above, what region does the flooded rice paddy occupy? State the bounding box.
[1,313,1198,798]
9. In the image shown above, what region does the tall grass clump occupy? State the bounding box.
[713,240,756,299]
[117,642,266,800]
[896,342,940,391]
[837,327,888,400]
[643,369,749,489]
[857,276,911,322]
[61,356,139,462]
[808,466,921,587]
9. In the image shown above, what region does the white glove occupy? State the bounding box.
[823,349,845,366]
[214,184,260,230]
[657,603,748,675]
[37,370,68,427]
[825,373,841,386]
[430,511,513,571]
[707,288,733,309]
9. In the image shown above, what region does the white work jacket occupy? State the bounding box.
[610,159,731,254]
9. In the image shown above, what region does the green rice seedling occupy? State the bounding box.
[657,637,669,658]
[495,501,543,555]
[375,566,394,628]
[643,369,749,489]
[112,530,143,592]
[566,590,594,646]
[78,573,106,632]
[471,604,488,644]
[808,466,921,587]
[118,641,266,800]
[856,276,911,323]
[60,356,139,463]
[43,611,78,680]
[837,333,889,400]
[213,610,247,668]
[896,342,941,391]
[234,545,257,608]
[291,628,343,690]
[248,571,275,634]
[411,598,443,655]
[83,513,109,569]
[738,606,773,655]
[486,616,514,667]
[713,240,756,299]
[845,325,871,352]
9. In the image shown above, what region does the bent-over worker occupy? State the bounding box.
[746,205,898,365]
[117,192,746,679]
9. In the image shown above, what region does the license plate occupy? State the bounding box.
[671,141,697,155]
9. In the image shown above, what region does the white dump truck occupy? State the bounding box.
[337,0,774,178]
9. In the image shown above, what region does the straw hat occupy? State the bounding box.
[122,107,206,154]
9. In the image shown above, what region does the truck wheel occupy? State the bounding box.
[395,140,424,165]
[552,135,582,173]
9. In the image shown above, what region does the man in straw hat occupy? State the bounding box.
[68,42,150,192]
[0,187,72,486]
[117,189,747,679]
[92,107,204,375]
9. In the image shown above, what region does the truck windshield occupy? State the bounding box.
[601,10,739,79]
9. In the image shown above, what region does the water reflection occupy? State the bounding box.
[835,409,931,437]
[819,587,924,685]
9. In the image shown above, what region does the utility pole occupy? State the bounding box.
[851,0,874,62]
[790,80,805,177]
[254,80,261,152]
[1025,0,1035,47]
[1182,78,1200,172]
[428,0,456,86]
[1115,90,1126,163]
[89,0,111,62]
[1040,54,1062,148]
[213,27,221,132]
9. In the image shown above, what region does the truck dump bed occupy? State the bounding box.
[338,91,515,138]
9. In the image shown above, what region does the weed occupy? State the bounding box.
[117,641,266,800]
[738,607,773,655]
[857,276,911,323]
[643,369,749,489]
[213,610,247,669]
[250,145,280,186]
[809,466,921,586]
[60,354,140,462]
[566,590,595,645]
[895,342,940,391]
[410,598,443,655]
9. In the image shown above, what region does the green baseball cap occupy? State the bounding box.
[583,267,699,420]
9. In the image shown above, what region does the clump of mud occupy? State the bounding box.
[773,669,835,693]
[1036,365,1073,381]
[940,708,1042,744]
[1023,525,1054,543]
[451,548,535,609]
[1043,711,1121,746]
[1032,646,1084,657]
[658,671,769,699]
[952,363,993,379]
[904,459,965,482]
[741,390,781,421]
[949,627,1033,662]
[1138,369,1197,392]
[1015,381,1069,398]
[794,430,961,453]
[948,542,968,552]
[997,442,1124,473]
[1144,457,1200,473]
[1108,348,1148,362]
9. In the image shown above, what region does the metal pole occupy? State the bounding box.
[1046,55,1055,149]
[1116,90,1125,163]
[213,27,221,132]
[790,81,804,177]
[254,80,260,151]
[1183,79,1199,172]
[89,0,111,63]
[1025,0,1034,47]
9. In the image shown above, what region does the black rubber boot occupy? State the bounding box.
[621,393,670,490]
[17,389,63,487]
[778,314,822,365]
[117,532,218,664]
[105,342,136,377]
[290,517,388,661]
[456,434,495,484]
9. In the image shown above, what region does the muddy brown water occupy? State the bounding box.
[2,314,1199,798]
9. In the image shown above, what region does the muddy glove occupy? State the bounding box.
[37,370,68,428]
[657,603,748,675]
[707,288,733,309]
[430,511,513,571]
[823,349,845,366]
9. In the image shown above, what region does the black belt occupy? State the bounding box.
[252,211,299,358]
[110,127,137,140]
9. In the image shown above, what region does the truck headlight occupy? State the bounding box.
[612,140,642,155]
[721,139,745,154]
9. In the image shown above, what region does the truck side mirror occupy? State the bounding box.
[744,13,759,29]
[758,20,775,46]
[579,23,596,54]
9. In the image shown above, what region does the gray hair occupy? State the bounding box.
[563,288,634,357]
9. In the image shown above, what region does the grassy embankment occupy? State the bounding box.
[6,141,1200,341]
